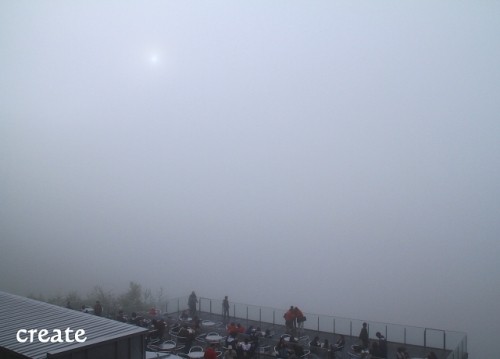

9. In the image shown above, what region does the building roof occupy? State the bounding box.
[0,291,148,359]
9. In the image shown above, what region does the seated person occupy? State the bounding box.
[204,344,217,359]
[331,335,345,351]
[180,310,189,320]
[226,332,238,348]
[237,323,246,334]
[170,324,180,335]
[396,347,410,359]
[249,334,259,346]
[376,332,387,358]
[276,338,289,359]
[225,345,237,359]
[249,327,261,344]
[246,325,255,335]
[238,338,253,358]
[227,322,238,335]
[310,336,321,347]
[152,319,166,340]
[178,325,194,344]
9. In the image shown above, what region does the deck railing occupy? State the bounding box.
[165,296,467,359]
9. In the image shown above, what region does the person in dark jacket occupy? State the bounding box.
[359,322,369,349]
[188,291,198,316]
[376,332,387,358]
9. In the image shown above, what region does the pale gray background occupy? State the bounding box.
[1,1,499,358]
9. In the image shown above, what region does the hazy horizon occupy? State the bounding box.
[1,1,499,358]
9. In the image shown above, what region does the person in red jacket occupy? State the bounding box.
[204,344,217,359]
[293,306,305,329]
[227,322,238,335]
[283,306,295,333]
[237,323,246,334]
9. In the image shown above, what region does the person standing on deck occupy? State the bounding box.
[359,322,369,349]
[223,295,230,322]
[293,306,305,330]
[188,291,198,316]
[283,306,295,334]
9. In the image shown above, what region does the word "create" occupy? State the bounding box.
[16,328,87,343]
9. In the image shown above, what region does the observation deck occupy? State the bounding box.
[165,296,467,359]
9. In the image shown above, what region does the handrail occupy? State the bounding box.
[424,327,446,350]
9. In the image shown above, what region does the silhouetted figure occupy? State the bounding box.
[332,334,345,353]
[205,344,218,359]
[310,336,321,347]
[376,332,387,358]
[294,307,306,329]
[188,291,198,316]
[284,306,295,334]
[223,295,230,321]
[94,301,103,316]
[152,319,166,340]
[359,322,369,349]
[276,337,289,358]
[238,338,253,358]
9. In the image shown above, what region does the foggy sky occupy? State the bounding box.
[1,1,499,358]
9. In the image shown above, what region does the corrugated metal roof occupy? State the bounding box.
[0,291,148,359]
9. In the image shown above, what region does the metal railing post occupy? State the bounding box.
[424,328,427,348]
[404,327,406,344]
[350,321,352,338]
[259,308,262,326]
[444,331,446,350]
